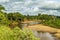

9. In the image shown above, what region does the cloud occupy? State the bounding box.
[1,0,60,16]
[41,2,60,9]
[33,7,39,11]
[0,0,9,3]
[14,2,23,5]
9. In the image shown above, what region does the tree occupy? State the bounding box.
[7,12,24,21]
[7,13,13,21]
[0,5,5,12]
[13,12,24,21]
[0,12,8,25]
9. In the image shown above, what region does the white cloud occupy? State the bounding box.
[3,0,60,16]
[39,0,60,9]
[14,2,23,5]
[0,0,9,3]
[34,7,39,11]
[24,0,33,5]
[47,1,55,3]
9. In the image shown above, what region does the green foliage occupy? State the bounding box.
[0,5,5,11]
[0,26,39,40]
[26,14,38,21]
[0,12,9,25]
[25,14,60,29]
[40,14,60,29]
[7,12,24,21]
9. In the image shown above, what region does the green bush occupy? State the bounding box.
[0,26,39,40]
[0,13,9,25]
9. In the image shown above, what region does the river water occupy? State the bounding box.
[21,22,60,40]
[39,32,54,40]
[33,30,60,40]
[32,30,55,40]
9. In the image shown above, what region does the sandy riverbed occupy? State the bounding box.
[27,24,60,38]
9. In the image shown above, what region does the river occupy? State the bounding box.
[21,21,60,40]
[32,30,55,40]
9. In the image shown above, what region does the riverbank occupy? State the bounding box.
[27,24,60,38]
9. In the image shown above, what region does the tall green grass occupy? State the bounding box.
[0,26,39,40]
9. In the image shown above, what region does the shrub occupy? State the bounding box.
[0,26,40,40]
[0,13,9,25]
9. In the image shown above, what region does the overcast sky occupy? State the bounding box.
[0,0,60,16]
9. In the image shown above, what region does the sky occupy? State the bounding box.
[0,0,60,16]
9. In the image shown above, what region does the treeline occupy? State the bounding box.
[25,14,60,29]
[2,12,60,29]
[0,5,60,29]
[37,14,60,29]
[0,5,40,40]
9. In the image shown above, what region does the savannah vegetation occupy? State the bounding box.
[0,4,60,40]
[25,14,60,29]
[0,5,40,40]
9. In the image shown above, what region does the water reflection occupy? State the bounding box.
[38,32,55,40]
[32,30,55,40]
